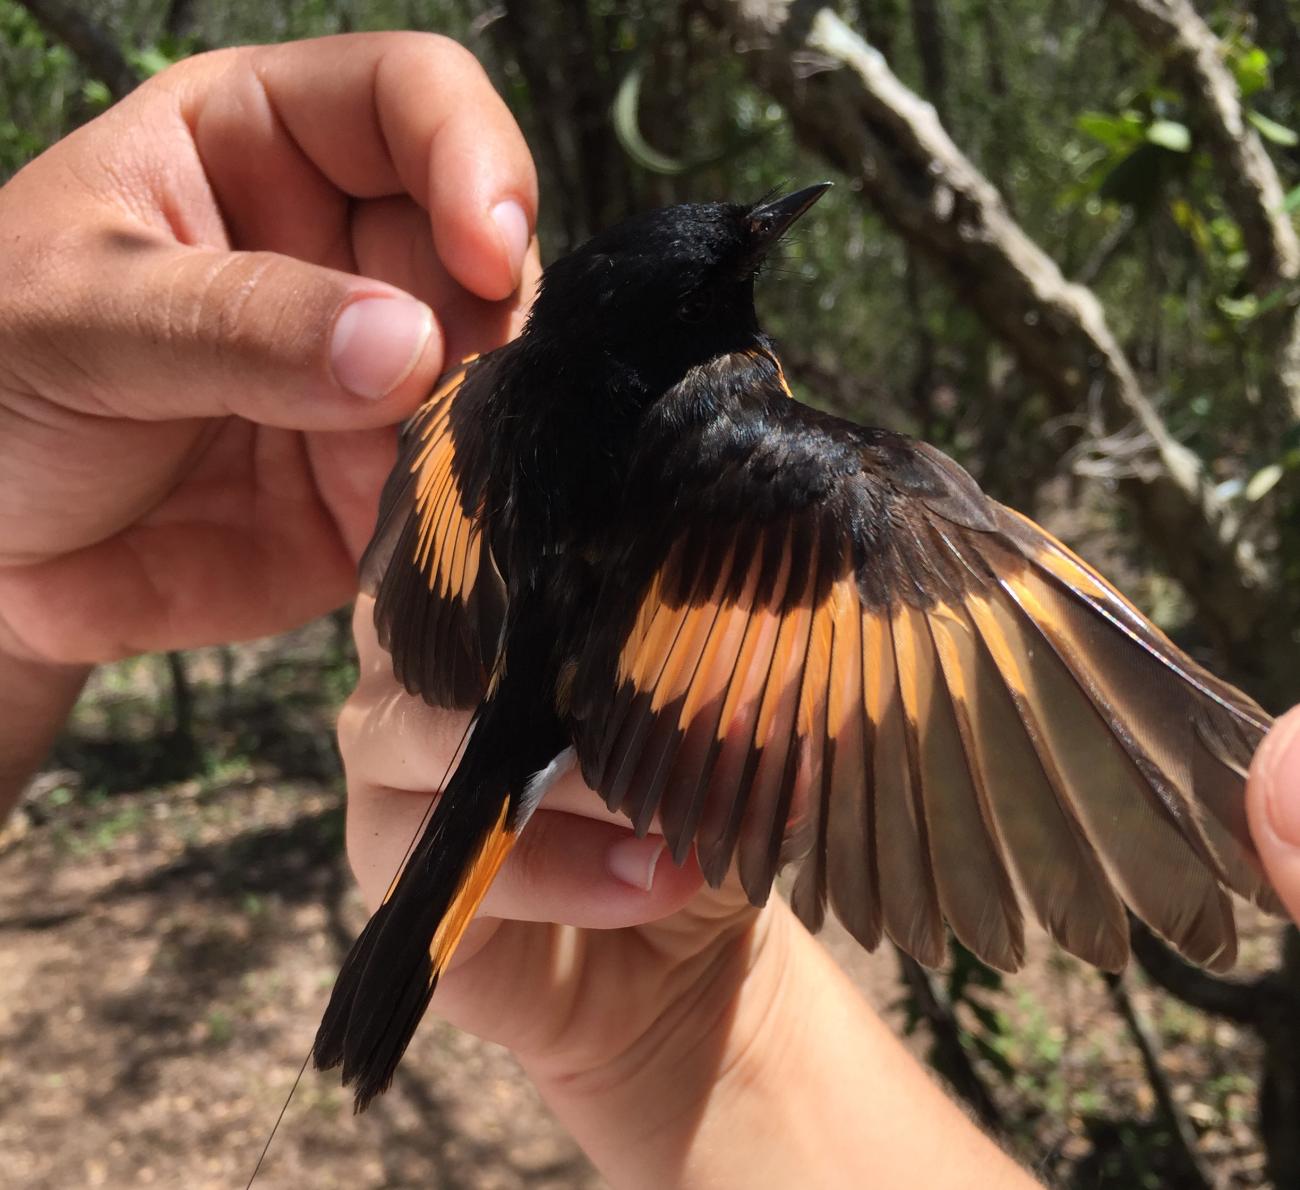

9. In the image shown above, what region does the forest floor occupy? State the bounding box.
[0,616,1280,1189]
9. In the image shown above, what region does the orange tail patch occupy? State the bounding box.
[429,799,515,977]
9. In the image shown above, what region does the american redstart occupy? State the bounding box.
[313,184,1278,1110]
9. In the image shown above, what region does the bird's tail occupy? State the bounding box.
[312,740,517,1112]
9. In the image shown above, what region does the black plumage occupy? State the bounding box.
[314,185,1279,1110]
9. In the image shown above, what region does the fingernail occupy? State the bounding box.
[1263,710,1300,846]
[607,836,666,892]
[491,199,530,288]
[330,295,433,400]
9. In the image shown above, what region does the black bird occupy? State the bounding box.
[313,184,1279,1110]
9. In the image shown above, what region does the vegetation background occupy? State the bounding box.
[3,0,1300,1186]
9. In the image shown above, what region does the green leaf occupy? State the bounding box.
[612,61,771,176]
[1248,110,1299,147]
[613,64,690,175]
[1217,293,1259,321]
[131,46,176,78]
[1231,46,1271,98]
[1246,463,1284,501]
[1145,120,1191,152]
[81,79,111,109]
[1209,215,1243,253]
[1076,111,1144,149]
[1169,198,1210,253]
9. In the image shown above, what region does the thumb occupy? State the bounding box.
[31,234,445,429]
[1246,705,1300,922]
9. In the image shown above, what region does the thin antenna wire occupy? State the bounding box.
[243,1049,311,1190]
[243,712,478,1187]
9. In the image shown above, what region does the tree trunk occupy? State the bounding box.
[698,0,1296,696]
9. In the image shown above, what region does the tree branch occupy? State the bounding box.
[1106,0,1299,291]
[12,0,139,102]
[700,0,1290,683]
[1107,0,1300,429]
[1103,970,1213,1189]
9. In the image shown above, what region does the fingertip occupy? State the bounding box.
[608,835,666,892]
[599,831,706,919]
[1248,706,1300,920]
[484,815,702,929]
[1249,707,1300,843]
[426,118,538,301]
[433,191,537,302]
[641,840,708,906]
[491,199,532,291]
[606,836,707,906]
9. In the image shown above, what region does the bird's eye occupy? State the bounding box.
[677,292,714,324]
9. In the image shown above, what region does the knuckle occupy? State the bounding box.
[147,45,242,89]
[385,31,483,85]
[170,249,317,375]
[194,251,277,342]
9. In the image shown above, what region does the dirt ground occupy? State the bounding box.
[0,621,1282,1189]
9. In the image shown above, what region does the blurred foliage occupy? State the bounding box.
[5,0,1298,560]
[0,0,106,169]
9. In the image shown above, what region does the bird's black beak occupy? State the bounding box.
[747,183,832,256]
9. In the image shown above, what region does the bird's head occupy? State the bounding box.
[523,184,831,393]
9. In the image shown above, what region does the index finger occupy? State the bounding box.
[180,33,538,300]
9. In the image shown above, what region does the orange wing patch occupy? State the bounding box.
[579,505,1276,976]
[363,357,507,709]
[409,370,489,609]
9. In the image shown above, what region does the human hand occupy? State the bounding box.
[340,594,756,1073]
[0,33,538,666]
[1247,704,1300,920]
[339,594,1036,1189]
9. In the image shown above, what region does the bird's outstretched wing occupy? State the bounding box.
[361,356,507,709]
[572,393,1278,974]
